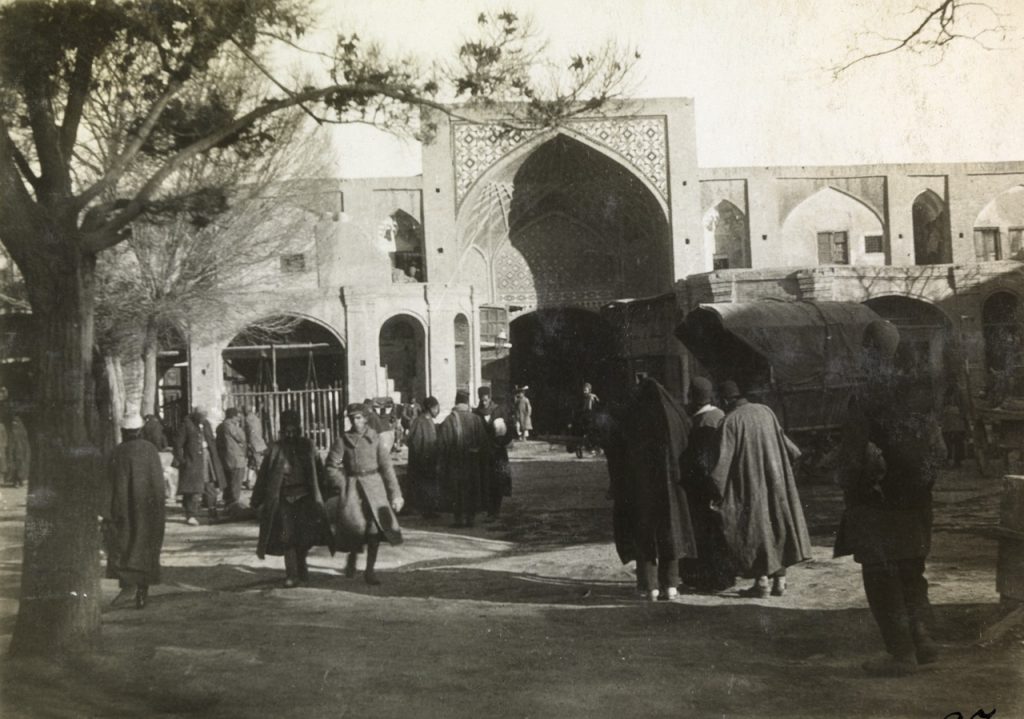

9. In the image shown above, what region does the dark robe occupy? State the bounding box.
[711,401,812,578]
[594,403,635,564]
[105,437,166,585]
[475,401,513,506]
[834,389,942,565]
[436,404,490,516]
[172,416,225,495]
[142,416,167,450]
[407,413,439,512]
[680,405,735,590]
[252,437,334,558]
[623,379,698,564]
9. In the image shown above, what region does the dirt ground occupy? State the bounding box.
[0,442,1021,719]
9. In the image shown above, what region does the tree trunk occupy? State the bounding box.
[140,321,159,417]
[9,247,104,656]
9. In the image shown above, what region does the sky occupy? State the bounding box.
[289,0,1024,177]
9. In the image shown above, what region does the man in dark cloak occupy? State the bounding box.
[622,378,697,601]
[679,377,734,591]
[437,389,490,528]
[141,414,167,451]
[835,320,944,677]
[104,414,166,609]
[474,385,514,521]
[711,380,812,598]
[407,396,441,518]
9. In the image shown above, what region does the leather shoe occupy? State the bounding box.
[364,572,381,586]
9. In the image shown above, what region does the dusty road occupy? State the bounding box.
[0,442,1021,718]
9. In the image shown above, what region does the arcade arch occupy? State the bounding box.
[378,314,427,404]
[862,296,954,405]
[222,315,346,392]
[509,308,621,435]
[982,291,1024,395]
[913,190,951,265]
[781,187,885,267]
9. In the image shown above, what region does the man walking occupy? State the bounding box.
[105,414,165,610]
[243,405,267,490]
[407,397,441,518]
[173,407,225,525]
[711,380,811,598]
[474,386,513,521]
[217,407,248,506]
[437,389,490,528]
[835,320,944,677]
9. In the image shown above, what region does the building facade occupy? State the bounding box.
[165,98,1024,432]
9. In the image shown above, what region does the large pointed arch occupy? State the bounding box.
[912,189,951,265]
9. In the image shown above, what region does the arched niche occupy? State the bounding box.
[703,199,750,270]
[913,189,951,265]
[379,314,427,404]
[974,185,1024,261]
[781,187,885,267]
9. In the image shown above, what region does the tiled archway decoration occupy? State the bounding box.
[453,116,669,207]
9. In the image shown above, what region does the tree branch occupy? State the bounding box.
[11,144,44,198]
[74,79,184,211]
[21,74,70,200]
[60,45,96,162]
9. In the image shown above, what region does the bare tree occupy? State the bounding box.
[832,0,1011,77]
[0,1,638,656]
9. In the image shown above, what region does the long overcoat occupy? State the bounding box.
[407,413,438,485]
[834,389,942,565]
[105,437,166,584]
[711,401,812,578]
[325,427,403,551]
[623,379,698,563]
[251,437,334,558]
[436,405,490,514]
[514,395,533,432]
[172,417,225,495]
[217,417,248,470]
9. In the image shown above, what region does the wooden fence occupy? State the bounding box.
[222,387,347,454]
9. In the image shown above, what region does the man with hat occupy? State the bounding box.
[834,319,944,676]
[514,386,532,441]
[407,397,442,518]
[104,414,166,609]
[173,406,225,526]
[216,407,248,507]
[252,409,334,587]
[680,377,734,591]
[711,379,811,598]
[437,389,490,528]
[474,385,514,521]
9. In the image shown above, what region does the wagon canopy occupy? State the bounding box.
[677,300,885,431]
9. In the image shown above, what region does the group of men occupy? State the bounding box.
[604,318,944,677]
[405,386,514,528]
[171,405,267,526]
[604,376,812,604]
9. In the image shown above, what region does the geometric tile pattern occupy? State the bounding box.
[453,115,668,206]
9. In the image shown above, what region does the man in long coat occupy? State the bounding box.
[243,405,267,490]
[514,387,533,440]
[104,414,165,609]
[711,380,811,598]
[217,407,248,506]
[623,378,698,601]
[474,385,514,521]
[252,410,334,587]
[679,378,734,591]
[173,407,225,525]
[437,389,490,528]
[835,320,944,677]
[407,396,441,518]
